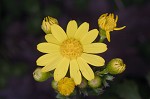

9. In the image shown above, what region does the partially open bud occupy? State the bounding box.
[41,16,58,34]
[88,76,102,88]
[33,67,51,82]
[78,78,87,89]
[107,58,126,74]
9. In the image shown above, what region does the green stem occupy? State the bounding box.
[99,29,106,43]
[99,36,106,43]
[96,69,108,75]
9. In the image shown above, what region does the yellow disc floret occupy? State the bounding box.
[57,77,75,96]
[60,38,83,59]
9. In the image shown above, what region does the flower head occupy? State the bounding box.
[57,77,75,96]
[41,16,58,34]
[36,20,107,85]
[107,58,126,74]
[98,13,126,42]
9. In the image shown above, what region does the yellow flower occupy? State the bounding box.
[36,20,107,85]
[41,16,58,34]
[57,77,75,96]
[98,13,126,42]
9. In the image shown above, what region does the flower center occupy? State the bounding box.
[60,38,83,59]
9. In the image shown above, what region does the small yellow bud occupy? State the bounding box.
[107,58,126,74]
[41,16,58,34]
[57,77,75,96]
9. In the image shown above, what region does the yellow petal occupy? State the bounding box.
[99,13,108,19]
[41,54,63,72]
[36,54,55,66]
[83,43,107,54]
[37,43,60,53]
[51,24,67,43]
[45,34,60,45]
[106,31,111,42]
[66,20,78,38]
[80,29,98,44]
[111,13,114,19]
[114,26,126,30]
[54,57,70,81]
[74,22,89,40]
[81,53,105,66]
[115,15,118,23]
[77,57,94,81]
[70,59,81,85]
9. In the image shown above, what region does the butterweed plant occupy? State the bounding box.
[33,13,126,99]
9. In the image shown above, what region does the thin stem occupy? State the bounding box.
[96,69,108,75]
[99,36,106,43]
[99,29,106,43]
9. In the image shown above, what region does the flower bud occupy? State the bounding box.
[107,58,126,74]
[51,80,58,90]
[88,76,102,88]
[41,16,58,34]
[33,67,51,82]
[78,78,87,89]
[57,77,75,96]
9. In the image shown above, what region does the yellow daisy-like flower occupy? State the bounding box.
[41,16,58,34]
[36,20,107,85]
[98,13,126,42]
[57,77,75,96]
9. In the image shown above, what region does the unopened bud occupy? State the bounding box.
[107,58,126,74]
[51,80,58,90]
[78,78,87,89]
[88,76,102,88]
[33,67,51,82]
[41,16,58,34]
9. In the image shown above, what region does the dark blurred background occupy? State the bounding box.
[0,0,150,99]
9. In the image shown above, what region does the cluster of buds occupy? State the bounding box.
[33,13,126,98]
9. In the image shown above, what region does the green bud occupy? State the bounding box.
[78,78,87,89]
[51,80,58,90]
[88,76,102,88]
[33,67,51,82]
[107,58,126,74]
[41,16,58,34]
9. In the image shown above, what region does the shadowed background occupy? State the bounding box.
[0,0,150,99]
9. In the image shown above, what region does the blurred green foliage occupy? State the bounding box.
[0,60,28,89]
